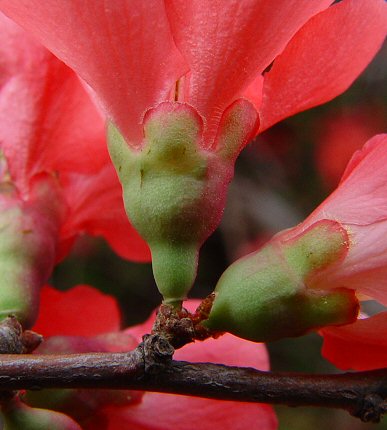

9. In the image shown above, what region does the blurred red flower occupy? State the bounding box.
[315,106,386,189]
[0,14,150,263]
[0,15,151,325]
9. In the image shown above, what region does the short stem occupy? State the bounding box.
[161,299,182,310]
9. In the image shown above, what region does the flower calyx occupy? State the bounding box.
[0,173,65,328]
[108,99,258,305]
[204,220,359,342]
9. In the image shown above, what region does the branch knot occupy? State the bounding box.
[352,393,387,423]
[141,334,174,375]
[0,316,42,355]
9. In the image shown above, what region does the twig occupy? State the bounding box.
[0,334,386,423]
[0,316,42,404]
[0,317,42,354]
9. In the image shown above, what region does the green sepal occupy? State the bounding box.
[0,204,34,322]
[108,103,208,303]
[215,98,259,161]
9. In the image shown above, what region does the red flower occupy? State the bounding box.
[2,1,385,302]
[0,14,150,262]
[29,286,277,430]
[29,285,142,427]
[0,16,150,325]
[275,134,387,370]
[291,135,387,305]
[2,1,384,304]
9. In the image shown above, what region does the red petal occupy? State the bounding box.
[106,394,277,430]
[0,1,187,145]
[165,0,332,146]
[321,313,387,370]
[0,14,108,196]
[58,165,150,262]
[80,217,151,263]
[1,17,150,264]
[241,74,264,113]
[305,134,387,228]
[259,0,387,131]
[32,285,121,337]
[294,135,387,305]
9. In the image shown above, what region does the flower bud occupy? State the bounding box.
[108,100,258,305]
[204,220,359,342]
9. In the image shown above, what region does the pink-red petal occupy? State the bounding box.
[0,14,108,196]
[241,75,264,114]
[288,135,387,305]
[58,165,150,262]
[321,313,387,370]
[0,1,187,145]
[106,393,277,430]
[165,0,332,146]
[259,0,387,131]
[32,285,121,337]
[304,134,387,229]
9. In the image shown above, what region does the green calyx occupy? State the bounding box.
[0,175,62,327]
[108,100,258,304]
[0,204,34,323]
[108,103,211,304]
[204,220,359,342]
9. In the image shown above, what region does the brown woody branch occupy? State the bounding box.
[0,334,386,423]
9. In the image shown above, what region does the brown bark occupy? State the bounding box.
[0,334,386,423]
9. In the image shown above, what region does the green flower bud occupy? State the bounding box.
[204,220,359,342]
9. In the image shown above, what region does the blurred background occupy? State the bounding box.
[51,43,387,429]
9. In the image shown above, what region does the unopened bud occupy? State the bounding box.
[204,220,359,342]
